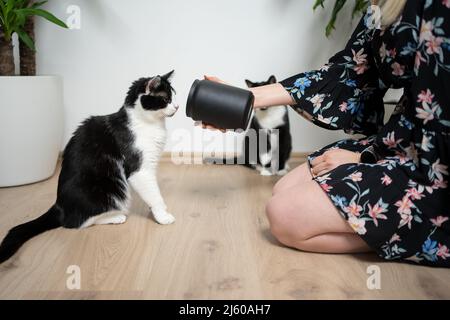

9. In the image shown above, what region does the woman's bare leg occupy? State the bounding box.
[273,163,312,195]
[266,180,371,253]
[280,233,371,253]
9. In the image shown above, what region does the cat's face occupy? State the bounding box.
[125,70,178,119]
[245,75,277,112]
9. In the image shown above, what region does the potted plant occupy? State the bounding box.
[0,0,67,187]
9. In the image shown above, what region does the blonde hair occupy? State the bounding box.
[373,0,407,27]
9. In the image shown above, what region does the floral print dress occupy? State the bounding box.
[280,0,450,267]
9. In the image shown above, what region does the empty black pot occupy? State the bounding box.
[186,79,255,130]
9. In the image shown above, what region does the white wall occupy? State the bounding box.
[34,0,364,153]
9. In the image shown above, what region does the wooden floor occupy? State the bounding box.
[0,160,449,299]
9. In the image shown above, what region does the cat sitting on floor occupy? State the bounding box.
[0,71,178,264]
[243,76,292,176]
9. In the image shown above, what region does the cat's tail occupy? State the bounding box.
[0,205,62,264]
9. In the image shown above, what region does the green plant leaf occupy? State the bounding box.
[6,0,15,13]
[325,0,346,37]
[14,9,26,26]
[30,1,49,10]
[313,0,327,10]
[18,8,68,28]
[352,0,368,18]
[16,28,35,51]
[0,0,5,15]
[1,0,68,47]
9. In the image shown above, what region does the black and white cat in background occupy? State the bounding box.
[0,71,178,264]
[239,75,292,176]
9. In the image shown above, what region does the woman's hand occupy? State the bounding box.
[195,121,226,132]
[204,75,227,85]
[310,149,361,177]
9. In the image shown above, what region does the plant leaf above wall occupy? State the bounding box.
[352,0,369,17]
[17,8,67,30]
[313,0,369,37]
[0,0,68,46]
[0,0,68,76]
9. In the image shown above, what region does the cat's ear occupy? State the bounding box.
[245,79,254,88]
[145,76,161,94]
[161,70,175,81]
[268,75,277,84]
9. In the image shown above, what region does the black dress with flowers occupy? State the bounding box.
[280,0,450,267]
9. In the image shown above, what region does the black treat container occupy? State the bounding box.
[186,79,254,130]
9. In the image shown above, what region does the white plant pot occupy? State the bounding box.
[0,76,63,187]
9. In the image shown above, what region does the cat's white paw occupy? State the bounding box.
[277,169,288,176]
[93,213,127,226]
[110,214,128,224]
[259,153,271,166]
[260,169,273,176]
[155,213,176,225]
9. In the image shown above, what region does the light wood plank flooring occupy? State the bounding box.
[0,160,449,299]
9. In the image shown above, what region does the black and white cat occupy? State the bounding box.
[239,76,292,176]
[0,71,178,264]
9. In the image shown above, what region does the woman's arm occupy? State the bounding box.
[249,83,296,108]
[204,75,295,109]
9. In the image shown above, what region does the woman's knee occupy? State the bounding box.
[265,197,282,234]
[272,177,288,196]
[265,195,308,246]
